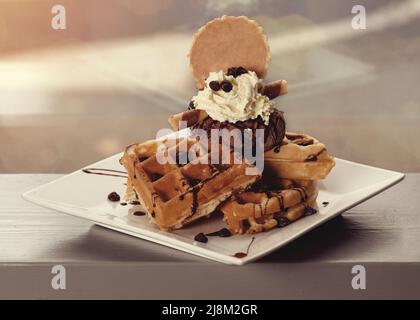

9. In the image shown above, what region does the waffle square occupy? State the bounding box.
[264,132,335,180]
[220,178,318,234]
[121,137,260,230]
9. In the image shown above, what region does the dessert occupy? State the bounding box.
[121,15,335,236]
[120,137,260,230]
[168,67,287,152]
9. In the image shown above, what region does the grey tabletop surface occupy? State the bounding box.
[1,174,419,299]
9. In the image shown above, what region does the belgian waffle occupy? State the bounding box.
[264,132,335,180]
[120,137,260,230]
[221,179,318,234]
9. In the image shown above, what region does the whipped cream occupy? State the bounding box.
[192,70,274,125]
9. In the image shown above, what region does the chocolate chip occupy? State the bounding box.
[235,66,248,76]
[209,81,221,91]
[188,100,195,110]
[227,66,248,77]
[194,233,208,243]
[107,192,120,202]
[133,211,146,216]
[227,67,237,77]
[274,216,290,227]
[221,80,232,92]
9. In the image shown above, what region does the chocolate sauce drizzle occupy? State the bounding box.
[206,228,232,238]
[304,206,317,216]
[248,190,286,231]
[151,192,159,208]
[266,191,286,212]
[304,148,326,162]
[82,168,128,178]
[285,134,305,140]
[177,171,221,215]
[277,194,285,212]
[292,187,308,202]
[233,237,256,258]
[191,187,199,215]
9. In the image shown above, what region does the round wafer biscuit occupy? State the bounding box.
[189,15,270,89]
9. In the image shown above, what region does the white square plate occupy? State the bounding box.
[23,153,404,265]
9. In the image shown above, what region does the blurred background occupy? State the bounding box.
[0,0,419,173]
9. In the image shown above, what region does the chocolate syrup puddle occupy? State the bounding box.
[82,168,128,178]
[233,237,255,258]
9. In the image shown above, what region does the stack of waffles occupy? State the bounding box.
[221,132,334,234]
[120,16,335,235]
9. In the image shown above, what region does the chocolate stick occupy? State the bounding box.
[259,80,288,100]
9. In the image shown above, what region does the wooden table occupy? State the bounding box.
[1,174,419,299]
